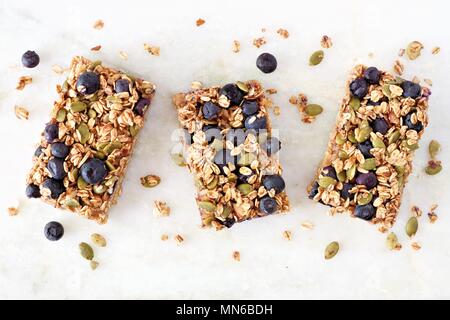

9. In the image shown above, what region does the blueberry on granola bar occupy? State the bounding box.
[26,184,41,198]
[403,112,424,131]
[244,115,267,130]
[44,123,59,143]
[308,181,319,199]
[76,71,100,95]
[42,178,65,199]
[322,165,337,180]
[133,98,150,116]
[363,67,380,84]
[21,50,40,68]
[349,78,368,99]
[80,158,108,185]
[262,175,285,194]
[354,203,376,220]
[341,183,355,200]
[219,83,244,106]
[259,196,278,214]
[371,117,389,135]
[47,158,66,180]
[357,140,373,158]
[241,100,259,116]
[51,142,69,159]
[202,101,220,120]
[115,79,130,93]
[355,172,377,189]
[34,146,44,157]
[402,81,421,99]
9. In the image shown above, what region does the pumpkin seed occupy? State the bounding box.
[206,176,219,190]
[324,241,339,260]
[62,80,69,92]
[90,260,99,270]
[370,135,386,149]
[70,101,88,113]
[357,192,373,205]
[130,125,140,137]
[402,140,419,151]
[428,140,440,159]
[361,158,377,171]
[198,201,216,212]
[64,198,80,209]
[309,50,324,66]
[76,123,90,144]
[87,60,102,70]
[68,168,78,182]
[103,141,122,155]
[140,174,161,188]
[386,232,399,250]
[194,177,203,188]
[93,184,107,194]
[318,176,337,188]
[337,171,346,182]
[305,104,323,116]
[346,165,357,180]
[202,212,215,226]
[238,152,256,166]
[406,217,418,237]
[338,150,348,160]
[348,132,357,143]
[382,84,392,98]
[236,81,249,92]
[96,142,109,152]
[94,151,106,160]
[237,183,253,196]
[88,109,97,118]
[335,133,346,145]
[349,97,360,110]
[388,130,401,144]
[88,93,98,102]
[171,152,186,166]
[395,165,405,176]
[56,109,67,122]
[91,233,107,247]
[397,174,405,188]
[77,176,88,189]
[425,161,442,175]
[406,41,424,60]
[221,206,232,219]
[79,242,94,260]
[105,160,115,171]
[355,126,372,143]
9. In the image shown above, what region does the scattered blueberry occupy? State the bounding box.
[262,175,285,194]
[226,129,247,146]
[51,142,69,159]
[354,204,376,221]
[202,101,220,120]
[42,179,65,199]
[261,137,281,156]
[76,71,100,95]
[47,158,66,180]
[322,165,337,180]
[223,218,236,228]
[349,78,368,99]
[202,125,221,144]
[341,183,355,200]
[219,83,244,106]
[308,181,319,199]
[402,81,421,99]
[403,112,423,131]
[357,140,374,158]
[44,123,59,143]
[44,221,64,241]
[133,98,150,116]
[26,184,41,198]
[115,79,130,93]
[371,117,389,135]
[355,172,378,189]
[259,196,278,214]
[213,149,236,173]
[256,53,277,74]
[244,115,267,130]
[80,158,108,184]
[241,100,259,116]
[21,50,40,68]
[34,146,44,157]
[363,67,380,84]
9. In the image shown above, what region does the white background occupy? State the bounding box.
[0,0,449,299]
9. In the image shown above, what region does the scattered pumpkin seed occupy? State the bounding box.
[94,151,106,160]
[349,97,360,110]
[141,174,161,188]
[309,50,324,66]
[91,233,107,247]
[77,176,88,189]
[402,140,419,151]
[237,183,253,196]
[395,165,405,176]
[305,104,323,116]
[370,135,386,149]
[96,142,109,152]
[70,101,88,113]
[236,81,249,92]
[79,242,94,260]
[93,184,107,194]
[357,192,373,205]
[386,232,399,250]
[428,140,440,159]
[90,260,99,270]
[361,158,377,171]
[406,41,424,60]
[425,160,442,175]
[335,133,346,145]
[406,217,418,237]
[324,241,339,260]
[318,176,337,188]
[76,123,90,144]
[56,109,67,122]
[202,212,215,226]
[382,84,392,98]
[171,151,186,167]
[198,201,216,212]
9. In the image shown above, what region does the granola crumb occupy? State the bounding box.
[273,106,281,116]
[8,206,19,216]
[431,47,440,55]
[266,88,277,95]
[16,76,32,90]
[261,28,266,33]
[232,251,240,261]
[430,203,438,212]
[196,18,205,27]
[378,225,389,233]
[394,243,403,251]
[144,43,160,56]
[411,76,420,84]
[411,205,422,217]
[14,105,29,120]
[393,60,404,75]
[91,45,102,52]
[51,65,65,75]
[253,37,267,48]
[174,234,184,244]
[320,35,333,48]
[289,95,298,105]
[93,19,104,30]
[277,28,289,39]
[161,234,169,241]
[411,242,421,251]
[191,81,202,90]
[119,51,128,60]
[424,78,433,86]
[368,52,374,58]
[153,200,170,217]
[282,230,292,240]
[300,221,314,230]
[232,40,240,53]
[428,212,438,223]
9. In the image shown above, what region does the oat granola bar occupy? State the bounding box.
[25,56,156,224]
[307,65,430,228]
[173,81,289,229]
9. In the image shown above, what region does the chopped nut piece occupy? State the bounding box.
[411,242,421,251]
[91,45,102,52]
[300,221,314,230]
[282,230,292,240]
[174,234,184,244]
[14,105,29,120]
[141,174,161,188]
[153,200,170,217]
[431,47,440,55]
[119,51,128,60]
[393,60,404,75]
[411,205,422,217]
[232,251,240,261]
[8,206,19,216]
[277,28,289,39]
[51,65,65,75]
[196,18,205,26]
[16,76,32,90]
[191,81,202,90]
[253,37,267,48]
[161,234,169,241]
[398,48,405,57]
[144,43,160,56]
[320,35,333,48]
[424,78,433,86]
[93,19,104,30]
[232,40,240,53]
[406,41,424,60]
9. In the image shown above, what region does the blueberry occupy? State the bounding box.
[76,71,100,95]
[402,81,421,99]
[341,183,355,200]
[308,181,319,199]
[34,146,44,157]
[256,53,277,74]
[80,158,108,184]
[44,221,64,241]
[214,149,236,172]
[259,196,278,214]
[363,67,380,84]
[202,125,221,144]
[367,100,380,106]
[21,50,40,68]
[44,123,59,143]
[26,184,41,198]
[244,115,267,130]
[51,142,69,159]
[322,165,337,180]
[371,117,389,135]
[115,79,130,93]
[42,179,65,199]
[202,101,220,120]
[226,128,247,146]
[403,112,423,131]
[47,158,66,180]
[355,172,378,189]
[133,98,150,116]
[357,140,373,158]
[219,83,244,106]
[349,78,368,99]
[354,204,376,221]
[241,100,259,116]
[223,218,236,228]
[261,137,281,156]
[262,175,285,194]
[237,171,253,184]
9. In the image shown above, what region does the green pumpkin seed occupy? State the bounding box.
[324,241,339,260]
[335,133,346,145]
[87,60,102,70]
[236,81,249,92]
[337,171,346,182]
[237,183,253,196]
[305,104,323,116]
[371,135,386,149]
[388,130,401,145]
[395,165,405,176]
[397,174,405,188]
[227,173,238,183]
[64,198,80,209]
[105,160,115,171]
[386,232,399,250]
[355,126,372,143]
[68,168,78,182]
[103,141,122,155]
[79,242,94,260]
[171,152,186,167]
[62,80,69,92]
[94,151,106,160]
[406,217,418,237]
[318,176,337,188]
[349,97,360,110]
[77,176,88,189]
[348,132,357,143]
[309,50,324,66]
[88,109,97,119]
[425,161,442,175]
[346,165,357,180]
[198,201,216,212]
[382,84,392,98]
[70,101,88,113]
[96,142,109,152]
[221,206,232,219]
[202,212,215,226]
[361,158,377,171]
[140,174,161,188]
[428,140,440,159]
[194,178,203,188]
[91,233,107,247]
[130,125,140,137]
[357,192,373,205]
[88,93,98,102]
[206,176,219,190]
[238,152,256,166]
[56,109,67,122]
[402,140,419,151]
[77,123,90,144]
[93,184,107,194]
[90,260,99,270]
[338,150,348,160]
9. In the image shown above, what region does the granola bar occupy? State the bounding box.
[173,81,289,229]
[307,65,430,228]
[26,56,156,224]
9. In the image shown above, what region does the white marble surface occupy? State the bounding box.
[0,0,449,299]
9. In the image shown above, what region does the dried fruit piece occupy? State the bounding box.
[79,242,94,260]
[91,45,102,52]
[196,18,205,26]
[431,47,440,55]
[406,41,424,60]
[324,241,339,260]
[309,50,324,66]
[411,242,421,251]
[405,217,418,237]
[253,37,267,48]
[425,160,442,175]
[140,174,161,188]
[428,140,440,159]
[91,233,107,247]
